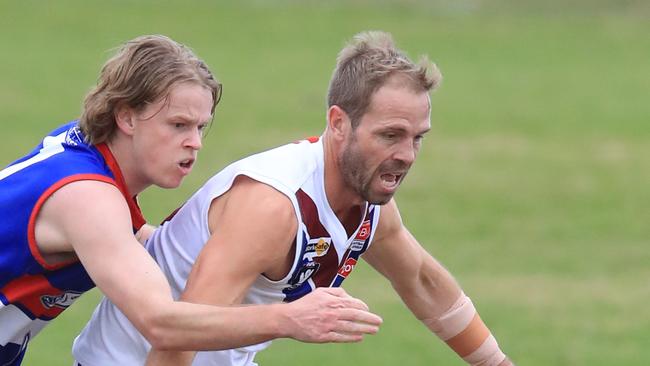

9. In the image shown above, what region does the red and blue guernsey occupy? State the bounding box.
[0,121,145,365]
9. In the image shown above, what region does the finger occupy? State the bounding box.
[335,308,383,326]
[332,318,381,336]
[320,331,364,343]
[334,295,371,311]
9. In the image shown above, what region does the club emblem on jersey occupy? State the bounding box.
[305,238,331,257]
[65,126,84,146]
[287,261,320,290]
[40,291,82,309]
[337,258,357,279]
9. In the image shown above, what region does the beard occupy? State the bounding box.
[339,135,409,205]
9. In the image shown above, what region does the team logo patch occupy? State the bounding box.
[337,258,357,279]
[287,261,320,290]
[40,291,82,309]
[65,126,84,146]
[305,238,331,257]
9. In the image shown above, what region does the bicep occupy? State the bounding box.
[363,200,460,317]
[363,200,424,285]
[181,178,297,306]
[49,181,174,322]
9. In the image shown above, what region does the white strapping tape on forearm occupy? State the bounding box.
[462,334,507,366]
[427,293,476,341]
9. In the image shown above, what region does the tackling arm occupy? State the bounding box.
[40,180,380,353]
[362,199,513,366]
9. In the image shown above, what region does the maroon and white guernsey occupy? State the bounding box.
[73,137,381,366]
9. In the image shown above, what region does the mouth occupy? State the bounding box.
[379,172,403,190]
[178,158,195,174]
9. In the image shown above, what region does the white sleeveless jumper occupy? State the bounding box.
[72,137,380,365]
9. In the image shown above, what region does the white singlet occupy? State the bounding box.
[72,137,380,365]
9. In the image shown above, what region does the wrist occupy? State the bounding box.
[266,303,292,339]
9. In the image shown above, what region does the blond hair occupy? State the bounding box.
[327,31,442,127]
[80,35,221,144]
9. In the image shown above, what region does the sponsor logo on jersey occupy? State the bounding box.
[350,240,365,251]
[337,258,357,279]
[40,291,82,309]
[305,238,331,257]
[355,220,371,240]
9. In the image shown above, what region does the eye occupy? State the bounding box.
[196,123,209,137]
[174,122,186,129]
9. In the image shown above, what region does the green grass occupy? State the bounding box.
[1,1,648,365]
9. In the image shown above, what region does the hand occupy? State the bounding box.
[282,287,382,343]
[135,223,156,245]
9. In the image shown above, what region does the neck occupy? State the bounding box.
[106,135,147,196]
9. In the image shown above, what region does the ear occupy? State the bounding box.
[326,105,350,141]
[114,104,136,136]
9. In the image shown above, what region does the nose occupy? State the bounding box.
[184,129,203,150]
[393,141,417,165]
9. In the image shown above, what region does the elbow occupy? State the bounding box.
[135,310,178,350]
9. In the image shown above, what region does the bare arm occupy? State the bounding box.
[38,180,380,351]
[362,199,513,366]
[146,177,382,365]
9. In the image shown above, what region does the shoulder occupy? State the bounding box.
[233,175,296,218]
[235,174,293,203]
[208,175,298,235]
[44,180,127,216]
[222,140,320,191]
[36,180,131,254]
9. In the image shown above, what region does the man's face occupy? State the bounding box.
[130,82,214,190]
[339,83,431,205]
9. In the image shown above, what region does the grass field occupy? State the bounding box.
[1,1,649,365]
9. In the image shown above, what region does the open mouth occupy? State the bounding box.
[379,173,403,189]
[179,158,195,170]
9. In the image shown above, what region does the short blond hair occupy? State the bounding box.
[327,31,442,127]
[80,35,222,144]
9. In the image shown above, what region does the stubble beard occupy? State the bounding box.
[339,137,393,205]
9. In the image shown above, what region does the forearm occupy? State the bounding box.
[142,301,286,351]
[422,293,508,366]
[365,203,512,365]
[397,259,512,365]
[143,303,278,365]
[404,278,512,366]
[143,287,382,350]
